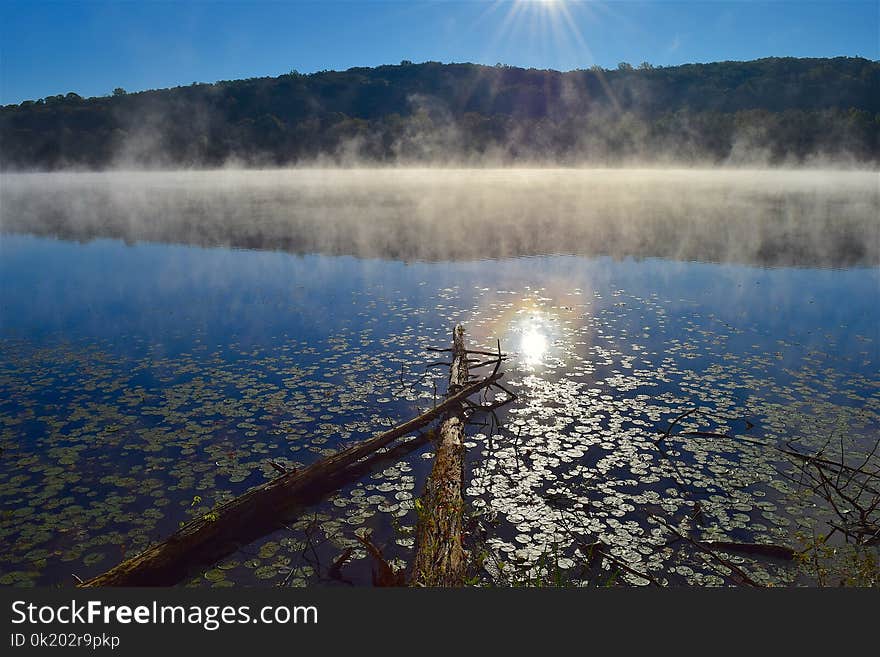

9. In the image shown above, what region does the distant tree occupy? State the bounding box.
[113,88,127,96]
[638,62,654,70]
[400,60,413,66]
[617,62,633,71]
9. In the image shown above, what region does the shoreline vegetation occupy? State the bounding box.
[2,57,878,170]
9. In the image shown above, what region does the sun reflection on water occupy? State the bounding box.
[520,326,548,365]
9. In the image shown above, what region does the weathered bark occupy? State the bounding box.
[81,369,499,587]
[412,325,469,586]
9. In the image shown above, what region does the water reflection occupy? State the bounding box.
[519,327,548,366]
[1,235,877,586]
[0,170,878,587]
[2,169,877,268]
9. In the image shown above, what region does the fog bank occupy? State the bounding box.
[1,168,877,268]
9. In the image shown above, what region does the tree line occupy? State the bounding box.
[1,57,877,169]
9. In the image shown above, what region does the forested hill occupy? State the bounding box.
[2,57,878,169]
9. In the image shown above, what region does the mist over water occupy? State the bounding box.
[0,167,878,587]
[2,168,878,267]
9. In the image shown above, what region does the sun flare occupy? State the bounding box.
[479,0,615,80]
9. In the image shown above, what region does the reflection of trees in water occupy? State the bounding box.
[4,170,877,268]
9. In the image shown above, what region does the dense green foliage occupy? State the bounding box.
[2,57,878,169]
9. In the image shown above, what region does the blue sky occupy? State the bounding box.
[1,1,877,105]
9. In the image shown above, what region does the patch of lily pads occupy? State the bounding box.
[1,245,877,587]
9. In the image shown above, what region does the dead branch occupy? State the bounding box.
[651,514,761,587]
[81,367,502,587]
[695,541,795,560]
[357,531,405,587]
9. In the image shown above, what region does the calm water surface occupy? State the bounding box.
[1,169,877,586]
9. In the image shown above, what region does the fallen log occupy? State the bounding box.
[81,366,502,587]
[697,541,795,561]
[412,325,470,586]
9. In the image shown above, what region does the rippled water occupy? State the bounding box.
[0,169,877,586]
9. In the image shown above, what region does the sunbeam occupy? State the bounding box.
[476,0,622,111]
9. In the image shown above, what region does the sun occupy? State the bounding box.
[475,0,622,110]
[478,1,613,69]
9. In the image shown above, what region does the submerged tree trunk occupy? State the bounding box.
[412,325,469,586]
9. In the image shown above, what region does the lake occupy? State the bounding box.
[0,168,878,586]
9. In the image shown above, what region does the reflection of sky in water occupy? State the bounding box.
[0,234,878,587]
[3,236,876,363]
